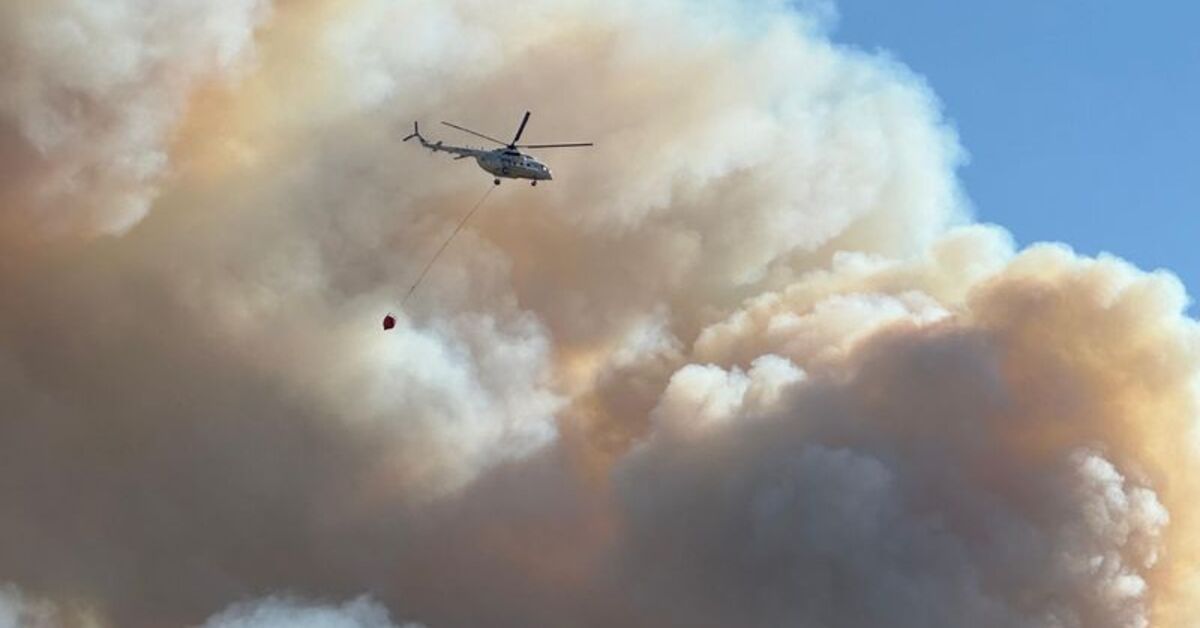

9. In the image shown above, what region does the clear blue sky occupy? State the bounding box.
[828,1,1200,309]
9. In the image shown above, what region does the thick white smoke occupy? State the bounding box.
[202,596,423,628]
[0,585,56,628]
[1,1,1198,627]
[0,0,268,234]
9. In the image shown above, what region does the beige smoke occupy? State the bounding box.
[1,0,1197,627]
[617,229,1199,627]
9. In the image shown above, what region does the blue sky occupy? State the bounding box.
[828,1,1200,309]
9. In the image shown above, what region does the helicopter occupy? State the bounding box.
[403,111,593,186]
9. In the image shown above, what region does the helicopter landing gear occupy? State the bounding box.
[530,180,538,187]
[493,178,501,186]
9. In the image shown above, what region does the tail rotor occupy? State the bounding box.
[402,121,421,142]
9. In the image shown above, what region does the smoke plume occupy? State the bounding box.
[1,1,1197,626]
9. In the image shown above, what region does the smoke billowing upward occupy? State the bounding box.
[1,1,1197,627]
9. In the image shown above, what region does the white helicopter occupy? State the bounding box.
[403,111,593,186]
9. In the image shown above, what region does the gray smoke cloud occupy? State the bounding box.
[2,1,1198,627]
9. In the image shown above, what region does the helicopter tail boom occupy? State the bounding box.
[404,120,484,160]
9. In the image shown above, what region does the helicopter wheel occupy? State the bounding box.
[493,178,501,186]
[530,180,537,187]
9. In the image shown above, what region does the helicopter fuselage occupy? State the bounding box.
[477,149,552,181]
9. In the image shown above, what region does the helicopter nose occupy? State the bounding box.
[545,168,553,180]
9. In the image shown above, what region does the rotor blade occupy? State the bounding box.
[518,142,595,149]
[441,121,506,146]
[511,111,531,146]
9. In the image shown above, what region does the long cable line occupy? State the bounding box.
[402,184,497,306]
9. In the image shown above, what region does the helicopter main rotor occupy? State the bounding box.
[440,111,593,151]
